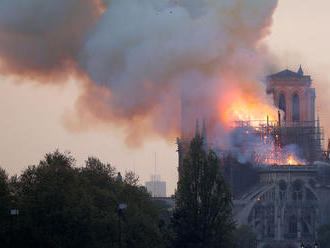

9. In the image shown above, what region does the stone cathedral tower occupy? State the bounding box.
[266,66,322,162]
[267,66,316,124]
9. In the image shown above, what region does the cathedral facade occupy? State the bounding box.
[177,66,329,247]
[234,164,330,248]
[233,67,328,248]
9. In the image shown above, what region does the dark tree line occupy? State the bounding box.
[173,136,236,248]
[0,138,253,248]
[0,151,170,248]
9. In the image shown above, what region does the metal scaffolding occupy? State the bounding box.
[233,119,324,163]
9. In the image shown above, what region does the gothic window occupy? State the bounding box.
[279,93,286,120]
[309,179,316,188]
[279,180,287,190]
[267,224,272,236]
[292,180,303,201]
[311,92,315,121]
[306,188,317,201]
[289,215,297,234]
[302,221,309,234]
[279,180,287,200]
[292,93,300,122]
[304,214,312,226]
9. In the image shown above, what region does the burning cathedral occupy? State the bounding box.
[177,66,330,248]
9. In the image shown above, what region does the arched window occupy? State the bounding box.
[279,180,287,200]
[292,93,300,122]
[279,93,286,120]
[292,180,303,201]
[289,215,297,234]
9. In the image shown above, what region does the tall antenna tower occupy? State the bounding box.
[145,152,166,197]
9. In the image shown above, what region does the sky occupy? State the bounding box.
[1,0,330,195]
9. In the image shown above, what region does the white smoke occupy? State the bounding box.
[77,0,278,143]
[230,126,306,165]
[0,0,279,146]
[0,0,100,74]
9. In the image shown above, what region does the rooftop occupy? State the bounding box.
[267,66,311,82]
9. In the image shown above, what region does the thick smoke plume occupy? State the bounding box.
[0,0,103,77]
[0,0,279,147]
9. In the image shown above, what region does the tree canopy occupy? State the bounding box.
[173,136,235,248]
[0,150,170,248]
[1,145,237,248]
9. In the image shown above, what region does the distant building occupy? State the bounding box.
[145,174,166,197]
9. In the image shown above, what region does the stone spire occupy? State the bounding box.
[202,118,208,150]
[297,65,303,76]
[195,119,200,137]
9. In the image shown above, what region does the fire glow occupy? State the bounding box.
[222,89,306,166]
[255,146,306,166]
[220,89,278,128]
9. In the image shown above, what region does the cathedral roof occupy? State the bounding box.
[267,67,311,83]
[269,69,301,78]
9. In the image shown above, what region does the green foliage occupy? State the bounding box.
[173,136,235,248]
[0,151,171,248]
[233,225,257,248]
[0,167,10,210]
[40,150,76,168]
[0,168,11,244]
[318,223,330,248]
[124,170,139,186]
[0,145,236,248]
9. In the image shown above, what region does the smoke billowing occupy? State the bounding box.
[0,0,279,146]
[0,0,103,77]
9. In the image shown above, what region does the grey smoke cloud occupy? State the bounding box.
[79,0,278,139]
[230,127,306,165]
[0,0,100,74]
[0,0,279,146]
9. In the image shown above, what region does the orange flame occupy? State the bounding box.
[214,77,305,166]
[219,87,277,128]
[287,154,297,165]
[255,139,306,166]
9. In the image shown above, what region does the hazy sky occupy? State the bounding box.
[1,0,330,195]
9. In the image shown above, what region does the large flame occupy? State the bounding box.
[254,136,306,166]
[214,76,306,166]
[286,154,300,165]
[219,87,278,128]
[261,151,305,166]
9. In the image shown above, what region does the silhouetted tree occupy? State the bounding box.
[0,168,11,246]
[173,136,235,248]
[0,150,172,248]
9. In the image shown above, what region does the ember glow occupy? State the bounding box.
[219,88,278,128]
[230,122,307,166]
[286,154,300,165]
[220,80,306,167]
[259,150,306,166]
[254,135,306,166]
